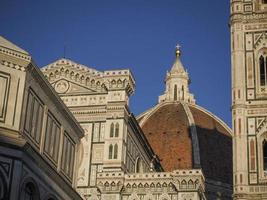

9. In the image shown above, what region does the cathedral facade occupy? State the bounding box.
[40,47,233,200]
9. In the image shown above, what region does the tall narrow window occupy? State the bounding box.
[260,56,266,86]
[263,140,267,171]
[115,123,119,137]
[110,123,114,137]
[114,144,118,159]
[174,85,177,101]
[24,90,44,144]
[61,133,75,180]
[181,86,184,100]
[108,144,113,159]
[135,157,143,173]
[44,113,61,164]
[250,140,256,171]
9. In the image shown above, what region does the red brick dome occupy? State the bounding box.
[138,102,232,184]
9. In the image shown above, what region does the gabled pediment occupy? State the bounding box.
[41,58,108,94]
[52,78,103,95]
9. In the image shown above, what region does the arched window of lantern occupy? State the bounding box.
[113,144,118,159]
[115,123,119,137]
[108,144,113,159]
[182,85,185,100]
[110,123,114,137]
[174,85,177,101]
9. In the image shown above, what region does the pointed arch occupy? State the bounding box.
[86,77,90,86]
[174,85,177,101]
[114,144,118,159]
[70,71,75,79]
[260,55,266,86]
[182,85,185,100]
[115,123,119,137]
[65,69,69,78]
[75,73,79,81]
[80,75,85,83]
[108,144,113,159]
[110,123,114,137]
[20,178,40,200]
[55,70,60,78]
[180,180,187,189]
[138,183,143,188]
[188,179,194,189]
[135,157,143,173]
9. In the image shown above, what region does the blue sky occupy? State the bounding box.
[0,0,232,126]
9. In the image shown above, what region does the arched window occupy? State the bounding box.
[114,144,118,159]
[259,55,267,86]
[135,157,143,173]
[182,85,184,100]
[110,123,114,137]
[108,144,113,159]
[263,140,267,171]
[115,123,119,137]
[174,85,177,101]
[22,182,39,200]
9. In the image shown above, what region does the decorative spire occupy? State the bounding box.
[158,45,195,104]
[170,44,186,74]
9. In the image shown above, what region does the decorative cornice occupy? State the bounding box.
[1,60,26,71]
[0,46,31,61]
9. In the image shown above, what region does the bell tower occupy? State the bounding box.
[230,0,267,199]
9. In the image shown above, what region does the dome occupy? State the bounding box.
[138,102,233,184]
